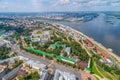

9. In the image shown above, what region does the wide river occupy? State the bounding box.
[41,13,120,56]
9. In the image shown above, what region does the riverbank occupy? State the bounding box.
[53,23,120,64]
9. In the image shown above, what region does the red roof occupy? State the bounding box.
[96,48,110,59]
[85,39,94,47]
[17,70,27,77]
[82,73,90,80]
[76,60,88,68]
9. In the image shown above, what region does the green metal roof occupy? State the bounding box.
[57,56,75,63]
[86,68,92,71]
[25,47,54,57]
[25,47,75,64]
[25,36,30,39]
[52,42,66,49]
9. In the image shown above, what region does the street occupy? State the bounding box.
[10,44,81,79]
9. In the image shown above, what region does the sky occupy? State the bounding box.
[0,0,120,12]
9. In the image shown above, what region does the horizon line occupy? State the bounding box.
[0,11,120,13]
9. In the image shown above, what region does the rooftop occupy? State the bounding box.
[76,60,88,68]
[25,60,46,69]
[96,48,110,59]
[54,69,76,80]
[57,56,76,64]
[0,65,6,73]
[25,47,54,57]
[17,70,27,77]
[3,64,22,80]
[51,42,66,49]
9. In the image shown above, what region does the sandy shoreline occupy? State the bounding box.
[53,23,120,64]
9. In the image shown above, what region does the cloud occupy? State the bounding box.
[111,2,120,6]
[52,0,70,7]
[59,0,70,4]
[0,1,9,9]
[56,0,120,6]
[31,0,41,11]
[49,0,120,11]
[0,0,120,12]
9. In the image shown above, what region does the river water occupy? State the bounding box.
[41,13,120,56]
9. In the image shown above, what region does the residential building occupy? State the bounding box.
[76,60,88,69]
[84,39,94,47]
[2,65,22,80]
[39,68,49,80]
[25,60,46,70]
[54,69,76,80]
[65,47,71,55]
[96,48,110,59]
[0,65,8,80]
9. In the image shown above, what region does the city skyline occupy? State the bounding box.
[0,0,120,12]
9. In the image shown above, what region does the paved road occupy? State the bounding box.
[10,44,81,80]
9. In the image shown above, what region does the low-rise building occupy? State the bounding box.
[0,65,8,80]
[54,69,76,80]
[25,60,46,70]
[96,48,110,59]
[84,39,94,47]
[2,64,22,80]
[31,30,50,43]
[65,47,71,56]
[100,58,114,66]
[80,70,96,80]
[16,70,27,77]
[76,60,88,69]
[0,41,6,47]
[39,68,49,80]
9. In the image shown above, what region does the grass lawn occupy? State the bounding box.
[37,31,42,34]
[91,58,119,80]
[97,65,118,80]
[112,73,119,80]
[91,58,103,78]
